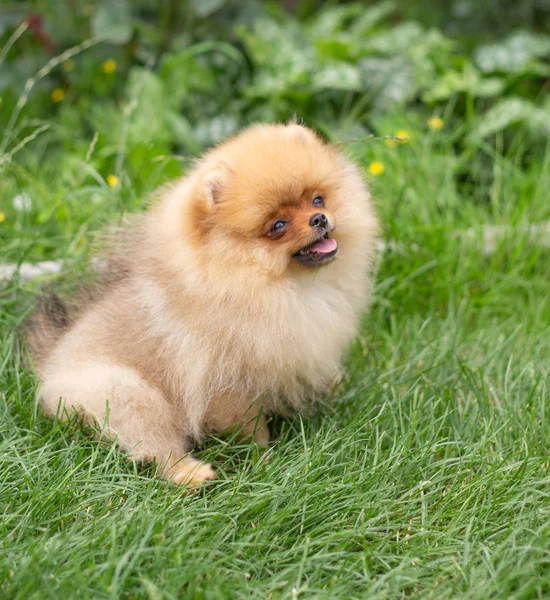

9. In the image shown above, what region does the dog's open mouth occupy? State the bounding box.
[293,233,339,267]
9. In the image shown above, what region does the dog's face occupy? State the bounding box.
[259,188,338,269]
[185,124,371,279]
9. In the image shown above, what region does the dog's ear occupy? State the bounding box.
[284,122,316,144]
[202,162,232,207]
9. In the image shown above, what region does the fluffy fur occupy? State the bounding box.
[28,123,379,486]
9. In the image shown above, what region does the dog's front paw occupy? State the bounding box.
[169,458,217,487]
[253,423,270,448]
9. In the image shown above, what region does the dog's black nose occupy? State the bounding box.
[310,213,328,229]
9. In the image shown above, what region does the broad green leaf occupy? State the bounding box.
[312,61,362,92]
[313,36,355,62]
[362,22,424,55]
[408,29,456,71]
[160,51,217,108]
[423,65,504,103]
[475,30,550,73]
[190,0,227,18]
[307,4,364,37]
[473,97,536,138]
[166,111,200,153]
[351,1,396,35]
[125,68,170,147]
[359,57,416,109]
[237,18,314,96]
[91,0,132,44]
[474,77,506,98]
[194,115,238,147]
[237,17,312,69]
[526,106,550,138]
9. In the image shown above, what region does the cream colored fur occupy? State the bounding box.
[30,123,379,486]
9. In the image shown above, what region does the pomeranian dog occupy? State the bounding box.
[28,123,379,486]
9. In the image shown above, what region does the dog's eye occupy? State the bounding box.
[313,196,324,207]
[271,220,287,232]
[268,220,288,238]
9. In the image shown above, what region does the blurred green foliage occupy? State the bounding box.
[0,0,549,259]
[1,0,549,153]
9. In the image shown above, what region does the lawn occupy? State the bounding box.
[2,2,550,598]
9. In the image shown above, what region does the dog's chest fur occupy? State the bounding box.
[133,272,360,412]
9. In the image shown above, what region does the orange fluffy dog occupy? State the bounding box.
[28,123,379,486]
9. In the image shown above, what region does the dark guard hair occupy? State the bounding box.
[26,292,71,363]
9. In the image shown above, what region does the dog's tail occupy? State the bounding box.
[26,293,71,367]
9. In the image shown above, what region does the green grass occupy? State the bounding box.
[1,124,550,599]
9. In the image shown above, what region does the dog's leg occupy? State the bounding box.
[238,412,270,447]
[205,394,270,447]
[39,362,216,486]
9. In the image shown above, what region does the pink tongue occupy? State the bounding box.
[309,238,338,254]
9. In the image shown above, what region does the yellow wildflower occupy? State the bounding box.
[385,138,396,148]
[106,175,119,188]
[102,59,117,74]
[0,212,5,223]
[62,59,75,72]
[107,175,118,187]
[368,161,385,176]
[51,88,65,103]
[396,129,409,142]
[428,116,444,130]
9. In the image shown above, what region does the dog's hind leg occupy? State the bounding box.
[39,362,216,486]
